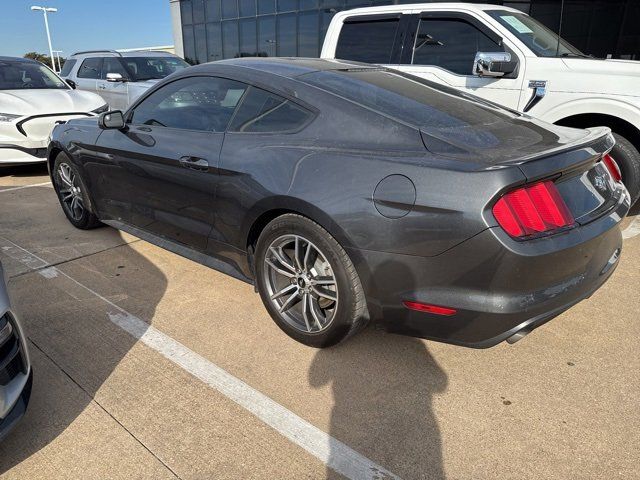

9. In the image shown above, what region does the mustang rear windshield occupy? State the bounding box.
[0,61,67,90]
[299,69,559,156]
[299,69,521,130]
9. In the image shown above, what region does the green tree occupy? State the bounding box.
[23,51,65,70]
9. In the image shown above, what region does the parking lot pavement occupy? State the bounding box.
[0,166,638,480]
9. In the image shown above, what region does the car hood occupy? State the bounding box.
[0,89,105,116]
[553,58,640,97]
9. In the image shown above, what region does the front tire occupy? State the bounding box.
[611,133,640,206]
[52,153,102,230]
[255,214,368,348]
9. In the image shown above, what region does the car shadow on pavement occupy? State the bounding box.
[0,163,49,179]
[0,232,167,474]
[309,261,448,480]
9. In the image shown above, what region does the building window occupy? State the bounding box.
[205,0,221,21]
[240,18,258,56]
[298,10,319,57]
[181,0,193,25]
[192,0,206,23]
[278,0,298,13]
[223,20,240,58]
[239,0,256,17]
[277,13,297,56]
[207,22,223,61]
[182,25,196,64]
[258,0,276,15]
[258,15,277,56]
[221,0,238,19]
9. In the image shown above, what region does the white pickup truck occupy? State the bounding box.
[321,2,640,205]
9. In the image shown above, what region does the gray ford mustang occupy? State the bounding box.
[47,58,630,348]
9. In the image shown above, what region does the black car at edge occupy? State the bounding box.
[47,58,630,348]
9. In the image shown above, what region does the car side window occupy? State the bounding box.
[130,76,248,132]
[101,58,128,80]
[411,18,504,75]
[335,17,400,64]
[229,86,313,133]
[77,57,102,79]
[59,59,76,77]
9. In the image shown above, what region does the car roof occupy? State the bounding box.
[69,50,178,58]
[0,56,38,64]
[191,57,384,79]
[334,2,522,15]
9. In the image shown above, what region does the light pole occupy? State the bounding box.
[30,6,58,71]
[53,50,63,72]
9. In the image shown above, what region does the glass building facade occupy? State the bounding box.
[173,0,640,64]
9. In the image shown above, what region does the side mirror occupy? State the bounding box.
[106,72,126,82]
[98,110,125,130]
[473,52,518,78]
[65,79,77,89]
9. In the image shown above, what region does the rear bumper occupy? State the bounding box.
[349,190,629,348]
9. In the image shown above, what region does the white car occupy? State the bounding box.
[321,3,640,205]
[0,56,106,166]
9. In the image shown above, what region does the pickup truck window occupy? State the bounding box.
[335,17,400,64]
[487,10,585,58]
[412,18,503,75]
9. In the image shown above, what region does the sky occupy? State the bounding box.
[0,0,174,58]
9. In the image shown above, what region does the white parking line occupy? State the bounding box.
[0,181,52,193]
[622,215,640,239]
[0,236,400,480]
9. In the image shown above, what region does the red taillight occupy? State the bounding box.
[603,154,622,182]
[403,301,457,316]
[493,180,574,238]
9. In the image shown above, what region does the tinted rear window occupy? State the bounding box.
[299,69,519,131]
[59,59,76,77]
[335,18,399,64]
[229,86,313,133]
[298,69,555,157]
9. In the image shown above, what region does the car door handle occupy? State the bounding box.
[98,84,106,90]
[179,156,209,171]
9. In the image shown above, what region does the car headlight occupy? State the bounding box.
[0,113,20,122]
[92,104,109,114]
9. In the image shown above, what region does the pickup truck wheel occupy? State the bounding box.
[611,133,640,206]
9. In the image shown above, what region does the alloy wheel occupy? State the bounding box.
[57,163,85,221]
[263,234,339,333]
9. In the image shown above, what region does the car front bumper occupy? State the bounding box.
[0,112,92,166]
[350,189,629,348]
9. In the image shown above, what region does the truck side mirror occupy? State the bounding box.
[473,52,518,78]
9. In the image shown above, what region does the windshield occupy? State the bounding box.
[0,61,68,90]
[120,57,189,81]
[487,10,587,58]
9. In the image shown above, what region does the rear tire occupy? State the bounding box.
[52,153,102,230]
[255,214,368,348]
[611,133,640,206]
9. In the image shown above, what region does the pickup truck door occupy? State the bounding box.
[393,11,525,110]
